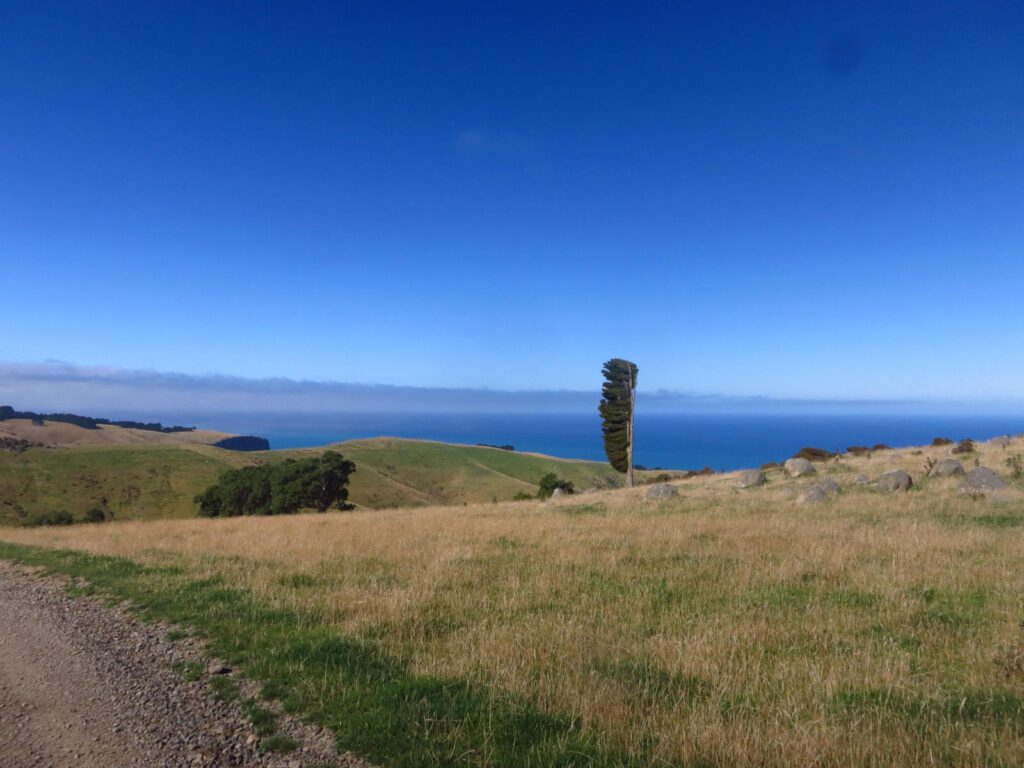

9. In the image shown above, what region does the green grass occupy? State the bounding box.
[0,542,639,768]
[0,444,243,523]
[0,438,628,524]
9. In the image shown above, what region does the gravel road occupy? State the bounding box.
[0,561,376,768]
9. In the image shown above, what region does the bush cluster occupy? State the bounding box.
[952,439,976,455]
[195,451,356,517]
[537,473,574,499]
[792,447,837,462]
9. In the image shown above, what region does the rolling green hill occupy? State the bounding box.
[0,438,629,524]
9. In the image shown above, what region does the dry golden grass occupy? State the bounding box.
[3,436,1023,766]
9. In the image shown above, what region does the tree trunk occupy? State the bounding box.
[626,373,636,487]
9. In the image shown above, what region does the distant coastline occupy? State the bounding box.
[182,412,1024,472]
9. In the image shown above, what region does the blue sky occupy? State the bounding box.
[2,2,1022,405]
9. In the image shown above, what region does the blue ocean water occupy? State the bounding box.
[193,412,1024,471]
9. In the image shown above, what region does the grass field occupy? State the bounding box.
[2,437,1023,767]
[0,438,630,523]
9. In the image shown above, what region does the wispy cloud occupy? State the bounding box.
[1,361,1013,419]
[455,129,533,157]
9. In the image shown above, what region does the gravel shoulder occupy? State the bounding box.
[0,561,375,768]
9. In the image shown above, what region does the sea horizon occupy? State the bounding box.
[159,411,1024,472]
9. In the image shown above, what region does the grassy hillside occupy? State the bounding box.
[0,438,629,523]
[2,438,1022,766]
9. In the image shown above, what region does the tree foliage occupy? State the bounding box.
[598,358,639,483]
[537,472,574,499]
[195,451,356,517]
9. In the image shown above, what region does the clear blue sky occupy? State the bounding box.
[2,2,1022,401]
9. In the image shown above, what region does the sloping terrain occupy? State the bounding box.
[0,418,233,447]
[0,437,629,523]
[2,434,1022,767]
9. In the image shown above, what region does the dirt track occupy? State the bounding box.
[0,561,372,768]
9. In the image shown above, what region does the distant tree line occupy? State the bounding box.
[0,405,195,433]
[195,451,356,517]
[475,443,515,451]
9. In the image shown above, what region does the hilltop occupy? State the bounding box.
[0,436,636,523]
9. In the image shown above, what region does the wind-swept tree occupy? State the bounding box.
[599,358,639,486]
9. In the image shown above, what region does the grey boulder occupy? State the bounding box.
[878,470,913,492]
[784,458,816,477]
[797,479,840,504]
[959,467,1009,495]
[852,474,870,485]
[929,458,964,477]
[550,487,567,498]
[646,483,679,499]
[735,470,766,489]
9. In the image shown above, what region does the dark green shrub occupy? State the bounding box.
[512,491,534,501]
[26,510,73,527]
[872,444,892,451]
[846,446,871,456]
[932,437,953,446]
[84,507,107,523]
[195,451,356,517]
[952,439,976,455]
[537,473,574,499]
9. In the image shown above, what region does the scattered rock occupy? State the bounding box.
[928,458,964,478]
[734,470,766,489]
[207,663,232,676]
[549,488,566,499]
[816,479,840,495]
[959,467,1009,495]
[852,474,870,485]
[796,479,840,504]
[877,470,913,492]
[797,486,829,504]
[784,458,816,478]
[646,484,678,499]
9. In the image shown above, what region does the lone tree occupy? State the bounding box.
[599,358,639,486]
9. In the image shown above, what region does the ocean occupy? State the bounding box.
[190,412,1024,472]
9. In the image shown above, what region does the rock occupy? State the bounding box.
[734,470,766,489]
[817,479,840,495]
[877,470,913,492]
[929,458,964,477]
[784,458,816,477]
[206,663,232,676]
[550,488,566,498]
[852,474,870,485]
[646,483,678,499]
[959,467,1009,495]
[797,486,829,504]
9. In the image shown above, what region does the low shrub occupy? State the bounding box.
[1006,455,1023,480]
[952,439,976,455]
[793,447,837,462]
[537,473,574,499]
[683,466,715,478]
[846,446,871,456]
[932,437,953,446]
[760,461,781,470]
[84,507,107,523]
[26,510,74,527]
[872,444,892,451]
